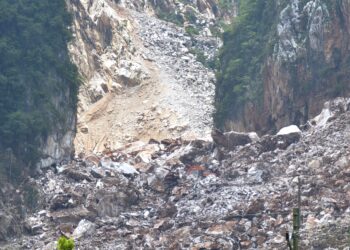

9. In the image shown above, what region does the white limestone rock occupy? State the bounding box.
[73,219,96,239]
[277,125,301,135]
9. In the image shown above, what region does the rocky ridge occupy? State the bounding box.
[3,98,350,249]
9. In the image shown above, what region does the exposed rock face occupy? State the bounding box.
[67,0,236,154]
[3,98,350,249]
[39,109,76,168]
[222,0,350,134]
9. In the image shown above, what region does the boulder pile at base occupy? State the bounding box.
[2,98,350,250]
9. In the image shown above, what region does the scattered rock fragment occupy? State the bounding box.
[5,99,350,249]
[62,168,92,182]
[73,219,96,239]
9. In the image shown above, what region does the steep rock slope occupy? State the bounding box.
[0,0,79,241]
[4,98,350,249]
[67,0,236,154]
[216,0,350,134]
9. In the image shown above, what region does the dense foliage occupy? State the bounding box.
[0,0,79,177]
[218,0,235,9]
[214,0,280,127]
[215,0,286,127]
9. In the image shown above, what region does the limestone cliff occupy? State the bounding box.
[216,0,350,134]
[67,0,236,154]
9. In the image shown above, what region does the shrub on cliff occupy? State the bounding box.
[57,236,75,250]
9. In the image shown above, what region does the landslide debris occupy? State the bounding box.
[69,0,223,154]
[4,98,350,249]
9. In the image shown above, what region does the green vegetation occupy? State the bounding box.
[184,10,197,24]
[0,0,79,179]
[185,26,200,36]
[156,9,184,26]
[189,48,217,69]
[218,0,235,9]
[57,236,75,250]
[215,0,280,127]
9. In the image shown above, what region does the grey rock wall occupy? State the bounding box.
[225,0,350,134]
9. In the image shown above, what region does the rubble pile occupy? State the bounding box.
[132,10,219,139]
[3,98,350,249]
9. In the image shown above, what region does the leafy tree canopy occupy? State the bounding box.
[0,0,79,177]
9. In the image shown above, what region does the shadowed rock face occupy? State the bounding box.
[0,211,22,241]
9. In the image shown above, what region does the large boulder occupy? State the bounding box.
[62,168,92,182]
[276,125,302,149]
[50,194,75,211]
[73,219,96,239]
[95,189,140,217]
[312,97,350,127]
[276,125,301,135]
[49,206,96,224]
[211,129,259,150]
[259,125,302,152]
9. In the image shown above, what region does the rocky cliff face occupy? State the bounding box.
[67,0,236,154]
[218,0,350,134]
[0,1,79,169]
[38,90,77,169]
